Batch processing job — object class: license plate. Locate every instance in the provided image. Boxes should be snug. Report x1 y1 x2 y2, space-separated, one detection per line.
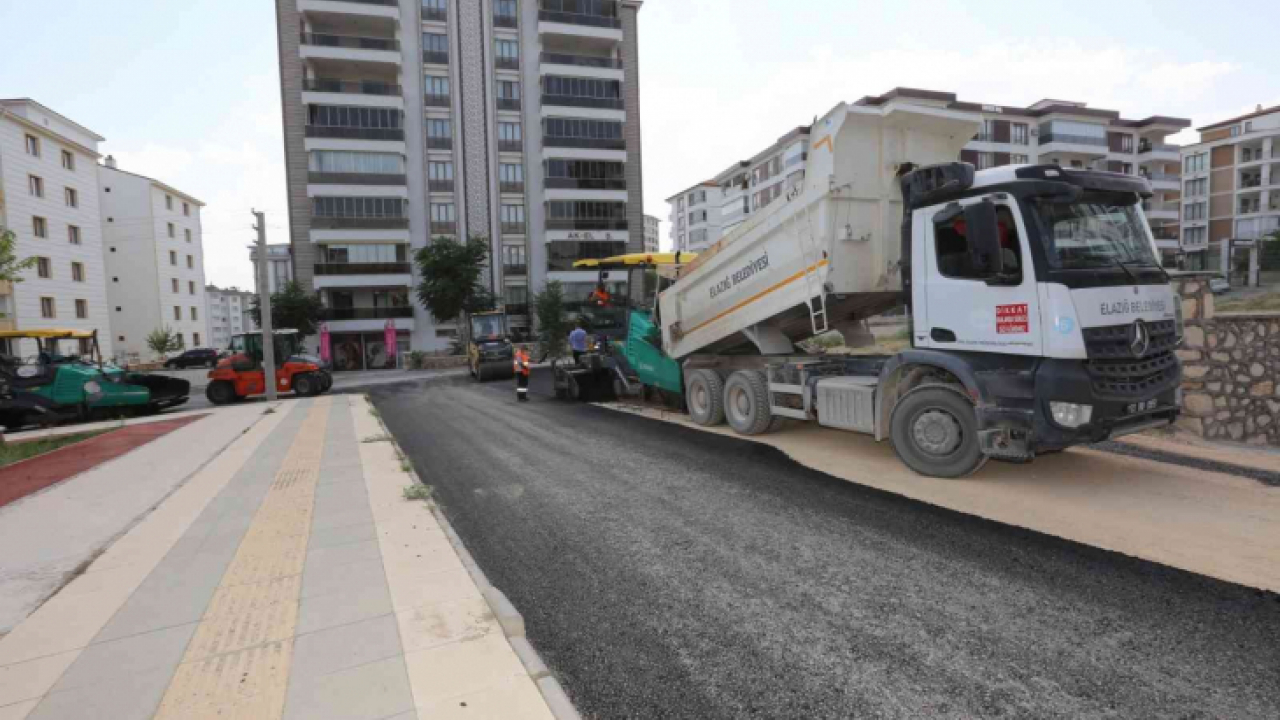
1126 399 1158 415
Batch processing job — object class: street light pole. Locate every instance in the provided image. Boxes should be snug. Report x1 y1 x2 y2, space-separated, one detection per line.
253 210 278 401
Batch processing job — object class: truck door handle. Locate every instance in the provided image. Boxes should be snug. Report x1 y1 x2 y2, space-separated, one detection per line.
931 328 957 343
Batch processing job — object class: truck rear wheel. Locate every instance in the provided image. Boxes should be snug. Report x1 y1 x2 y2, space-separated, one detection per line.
686 370 725 426
889 385 986 478
293 373 318 397
723 370 775 435
206 380 237 406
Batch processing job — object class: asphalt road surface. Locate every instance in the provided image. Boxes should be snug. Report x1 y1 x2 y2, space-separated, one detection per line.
371 374 1280 720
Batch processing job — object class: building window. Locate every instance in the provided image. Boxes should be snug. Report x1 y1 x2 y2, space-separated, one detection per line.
68 225 81 244
1184 178 1207 197
977 152 995 169
61 150 74 170
1185 201 1207 221
423 0 447 19
311 196 408 219
427 118 452 147
499 163 524 191
170 250 177 265
193 332 201 346
543 117 623 144
75 299 88 319
1183 226 1207 246
423 32 448 63
37 257 51 278
425 75 450 106
308 105 403 131
172 278 180 293
65 187 77 207
430 203 457 224
168 222 175 238
25 135 40 157
183 202 190 216
187 255 193 269
494 0 518 23
310 150 405 175
1120 135 1134 153
1011 123 1028 146
71 262 84 282
174 306 182 321
498 121 522 150
495 40 519 69
497 80 520 109
1230 126 1241 137
165 195 173 210
33 217 47 238
191 307 198 321
41 297 55 318
29 175 44 197
501 204 526 233
428 160 454 184
543 76 621 103
1185 153 1207 173
185 229 192 243
1011 154 1029 165
189 281 196 295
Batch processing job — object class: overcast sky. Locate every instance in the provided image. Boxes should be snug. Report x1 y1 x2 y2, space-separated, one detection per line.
3 0 1276 286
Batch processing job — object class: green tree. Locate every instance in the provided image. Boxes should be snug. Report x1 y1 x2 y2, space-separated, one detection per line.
146 327 181 358
534 280 571 361
0 229 38 316
414 235 494 323
249 281 324 336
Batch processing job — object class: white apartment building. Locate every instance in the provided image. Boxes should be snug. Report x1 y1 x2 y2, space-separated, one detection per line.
642 213 658 253
99 159 209 360
1180 104 1280 271
249 243 294 293
206 285 257 350
0 99 113 358
274 0 645 364
666 181 722 253
670 88 1187 262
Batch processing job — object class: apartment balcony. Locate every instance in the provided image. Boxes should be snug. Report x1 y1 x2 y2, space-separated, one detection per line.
320 306 414 321
305 126 405 141
299 33 401 65
423 51 448 65
430 221 457 235
315 262 412 275
500 181 525 194
311 216 410 230
304 78 401 96
538 6 623 43
1240 176 1263 190
427 136 453 150
498 140 523 153
546 218 628 231
422 5 447 22
538 8 621 29
298 0 399 19
497 98 522 111
424 94 451 108
541 94 623 110
1140 202 1179 221
494 12 518 28
545 177 626 191
496 57 520 70
503 264 527 277
540 52 621 69
1038 133 1108 159
539 52 623 80
1239 147 1277 165
309 171 407 186
1138 171 1180 192
1137 142 1180 163
543 136 625 151
501 223 527 235
429 179 454 192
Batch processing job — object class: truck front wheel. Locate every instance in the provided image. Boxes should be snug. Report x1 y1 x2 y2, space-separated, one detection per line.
686 370 725 426
889 386 987 478
206 380 238 406
723 370 775 435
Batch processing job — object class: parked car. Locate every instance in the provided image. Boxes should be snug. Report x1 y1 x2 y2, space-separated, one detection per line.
164 348 221 369
1209 277 1231 295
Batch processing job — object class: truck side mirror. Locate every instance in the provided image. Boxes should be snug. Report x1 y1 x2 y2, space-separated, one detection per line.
964 199 1004 276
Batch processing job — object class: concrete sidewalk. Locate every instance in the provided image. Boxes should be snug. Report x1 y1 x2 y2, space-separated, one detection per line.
0 395 564 720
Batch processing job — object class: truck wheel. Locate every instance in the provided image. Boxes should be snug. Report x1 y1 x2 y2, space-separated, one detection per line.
206 380 237 406
686 369 725 426
293 373 318 397
723 370 774 435
321 372 333 392
889 386 987 478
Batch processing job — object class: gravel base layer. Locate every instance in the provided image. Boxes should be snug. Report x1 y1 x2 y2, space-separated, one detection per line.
1092 439 1280 487
372 376 1280 720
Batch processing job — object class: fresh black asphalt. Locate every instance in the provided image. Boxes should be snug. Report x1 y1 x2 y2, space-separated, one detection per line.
372 374 1279 719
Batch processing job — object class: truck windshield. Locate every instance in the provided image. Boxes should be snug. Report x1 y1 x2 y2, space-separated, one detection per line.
1033 192 1158 269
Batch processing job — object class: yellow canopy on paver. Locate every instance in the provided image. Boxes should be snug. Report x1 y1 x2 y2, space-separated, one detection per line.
0 329 96 340
573 252 697 269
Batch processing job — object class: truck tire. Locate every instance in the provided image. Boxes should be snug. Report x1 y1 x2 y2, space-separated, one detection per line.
686 369 725 426
723 370 775 435
206 380 237 406
293 373 318 397
889 385 987 478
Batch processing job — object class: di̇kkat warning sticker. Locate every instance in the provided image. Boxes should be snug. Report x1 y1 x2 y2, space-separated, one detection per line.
997 304 1029 334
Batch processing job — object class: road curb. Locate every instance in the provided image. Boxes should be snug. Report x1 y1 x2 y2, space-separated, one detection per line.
362 393 581 720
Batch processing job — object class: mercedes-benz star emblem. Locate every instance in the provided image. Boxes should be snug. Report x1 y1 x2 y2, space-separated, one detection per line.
1129 319 1151 358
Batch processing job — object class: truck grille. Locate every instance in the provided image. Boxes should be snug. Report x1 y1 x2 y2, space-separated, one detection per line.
1082 321 1179 397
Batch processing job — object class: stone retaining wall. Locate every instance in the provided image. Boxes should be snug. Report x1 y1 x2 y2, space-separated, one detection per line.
1172 275 1280 444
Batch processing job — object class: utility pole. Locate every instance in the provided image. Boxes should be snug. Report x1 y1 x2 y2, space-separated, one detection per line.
253 210 278 400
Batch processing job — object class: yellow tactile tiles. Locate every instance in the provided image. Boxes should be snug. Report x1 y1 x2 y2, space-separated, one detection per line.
152 398 330 720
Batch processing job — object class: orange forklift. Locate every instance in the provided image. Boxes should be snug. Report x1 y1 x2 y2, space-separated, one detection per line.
205 329 332 405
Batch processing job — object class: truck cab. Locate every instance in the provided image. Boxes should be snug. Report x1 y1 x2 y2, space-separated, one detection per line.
900 162 1182 459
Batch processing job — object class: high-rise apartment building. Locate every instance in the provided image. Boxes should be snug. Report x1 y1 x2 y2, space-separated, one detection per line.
642 213 658 253
1179 104 1280 271
669 88 1187 262
275 0 645 358
206 285 257 350
249 243 294 294
0 99 113 358
99 159 209 360
666 181 722 253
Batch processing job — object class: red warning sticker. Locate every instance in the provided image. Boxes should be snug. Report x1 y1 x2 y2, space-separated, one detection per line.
997 304 1029 334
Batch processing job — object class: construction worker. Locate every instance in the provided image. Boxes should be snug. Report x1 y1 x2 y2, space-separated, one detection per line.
513 345 531 401
589 280 612 307
569 319 588 366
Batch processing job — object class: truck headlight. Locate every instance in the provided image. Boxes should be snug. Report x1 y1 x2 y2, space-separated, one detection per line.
1173 294 1185 343
1050 402 1093 428
83 380 103 402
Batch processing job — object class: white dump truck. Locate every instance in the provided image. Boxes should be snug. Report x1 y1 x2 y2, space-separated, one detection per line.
650 101 1182 477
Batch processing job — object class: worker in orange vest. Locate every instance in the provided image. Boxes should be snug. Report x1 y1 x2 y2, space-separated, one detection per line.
513 346 531 401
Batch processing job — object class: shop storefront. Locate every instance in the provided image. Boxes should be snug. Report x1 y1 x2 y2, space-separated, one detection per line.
327 330 410 371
